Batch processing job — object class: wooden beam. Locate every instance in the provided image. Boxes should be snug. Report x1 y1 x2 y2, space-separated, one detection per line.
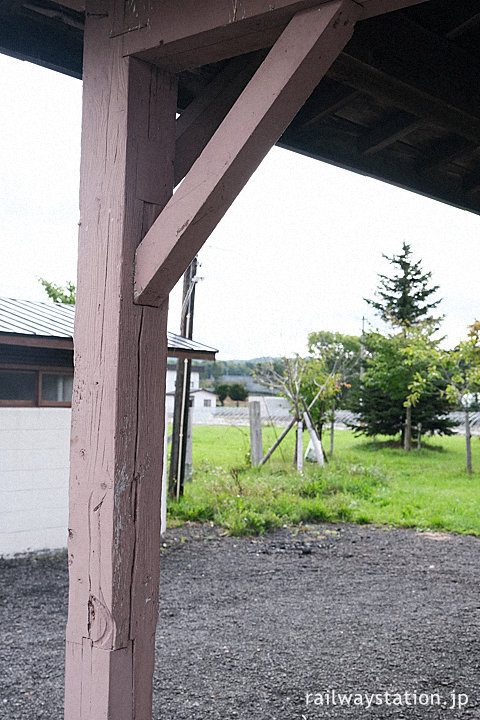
122 0 433 71
328 53 480 146
175 52 264 186
279 126 480 214
360 0 434 19
296 85 360 129
446 12 480 39
167 349 216 361
0 334 73 350
347 14 480 117
358 111 423 155
134 0 360 306
0 332 213 357
416 135 475 175
64 1 177 717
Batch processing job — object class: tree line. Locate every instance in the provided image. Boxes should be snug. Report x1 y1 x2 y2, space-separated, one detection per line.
256 242 480 472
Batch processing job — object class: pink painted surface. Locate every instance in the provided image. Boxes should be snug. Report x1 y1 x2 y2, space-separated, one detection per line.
174 53 264 186
121 0 433 69
64 0 176 716
134 0 360 306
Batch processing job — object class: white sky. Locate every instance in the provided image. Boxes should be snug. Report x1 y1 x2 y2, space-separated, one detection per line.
1 54 479 359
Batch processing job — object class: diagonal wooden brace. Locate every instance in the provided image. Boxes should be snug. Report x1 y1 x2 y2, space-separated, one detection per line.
175 52 265 186
134 0 361 307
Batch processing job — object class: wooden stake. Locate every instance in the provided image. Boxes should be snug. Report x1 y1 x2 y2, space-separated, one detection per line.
417 422 422 452
465 408 472 474
249 401 263 466
330 402 335 456
296 420 304 473
259 418 296 466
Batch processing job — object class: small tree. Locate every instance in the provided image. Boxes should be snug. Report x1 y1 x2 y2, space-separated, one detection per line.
444 321 480 473
214 383 230 406
39 278 76 304
401 323 446 451
229 383 248 406
299 356 341 442
255 356 339 467
352 324 454 448
307 331 362 454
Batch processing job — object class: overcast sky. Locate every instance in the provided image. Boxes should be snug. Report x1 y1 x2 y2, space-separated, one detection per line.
1 54 479 359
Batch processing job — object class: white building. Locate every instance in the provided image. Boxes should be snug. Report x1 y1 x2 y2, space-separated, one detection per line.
0 297 217 556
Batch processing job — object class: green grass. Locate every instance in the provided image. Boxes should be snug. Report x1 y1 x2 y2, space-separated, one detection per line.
168 426 480 537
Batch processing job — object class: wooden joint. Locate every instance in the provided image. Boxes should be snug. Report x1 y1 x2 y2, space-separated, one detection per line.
134 0 360 306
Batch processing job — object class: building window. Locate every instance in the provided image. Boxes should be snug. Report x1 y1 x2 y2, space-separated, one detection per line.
203 399 212 407
0 370 37 405
41 374 74 404
0 368 73 407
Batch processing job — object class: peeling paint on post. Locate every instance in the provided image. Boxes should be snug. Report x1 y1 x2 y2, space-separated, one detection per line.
64 1 177 716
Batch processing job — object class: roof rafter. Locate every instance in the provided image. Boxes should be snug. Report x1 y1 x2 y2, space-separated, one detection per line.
328 53 480 146
358 111 423 155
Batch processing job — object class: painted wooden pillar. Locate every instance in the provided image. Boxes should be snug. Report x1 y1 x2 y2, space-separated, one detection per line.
64 1 177 718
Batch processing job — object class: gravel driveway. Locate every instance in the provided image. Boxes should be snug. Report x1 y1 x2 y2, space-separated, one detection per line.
1 523 479 719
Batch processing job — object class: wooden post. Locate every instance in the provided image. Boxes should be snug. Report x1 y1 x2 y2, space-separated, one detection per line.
465 407 472 474
249 400 263 466
417 422 422 451
161 424 170 536
64 3 177 718
185 411 194 482
169 258 197 499
404 404 412 451
330 401 335 456
296 420 304 473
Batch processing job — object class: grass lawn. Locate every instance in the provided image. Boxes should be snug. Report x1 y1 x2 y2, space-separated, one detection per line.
168 426 480 536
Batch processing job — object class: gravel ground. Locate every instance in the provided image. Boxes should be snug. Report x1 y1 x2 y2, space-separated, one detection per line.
1 522 480 719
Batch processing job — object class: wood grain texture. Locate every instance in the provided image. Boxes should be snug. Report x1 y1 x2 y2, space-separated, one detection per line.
121 0 433 69
174 53 264 186
249 401 263 467
134 0 359 307
64 0 176 716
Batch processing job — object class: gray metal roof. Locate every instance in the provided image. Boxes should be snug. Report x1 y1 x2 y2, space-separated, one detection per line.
0 297 75 338
0 298 217 357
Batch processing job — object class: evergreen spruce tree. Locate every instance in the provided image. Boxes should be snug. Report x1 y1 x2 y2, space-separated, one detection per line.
351 243 455 443
365 241 442 326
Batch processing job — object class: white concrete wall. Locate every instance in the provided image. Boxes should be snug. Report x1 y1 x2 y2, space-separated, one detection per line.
0 407 71 556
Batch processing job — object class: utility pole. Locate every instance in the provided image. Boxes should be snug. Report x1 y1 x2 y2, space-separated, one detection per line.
360 315 366 378
169 257 198 499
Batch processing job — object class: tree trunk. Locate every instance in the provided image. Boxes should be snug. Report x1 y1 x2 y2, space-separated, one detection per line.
465 407 472 474
404 404 412 452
